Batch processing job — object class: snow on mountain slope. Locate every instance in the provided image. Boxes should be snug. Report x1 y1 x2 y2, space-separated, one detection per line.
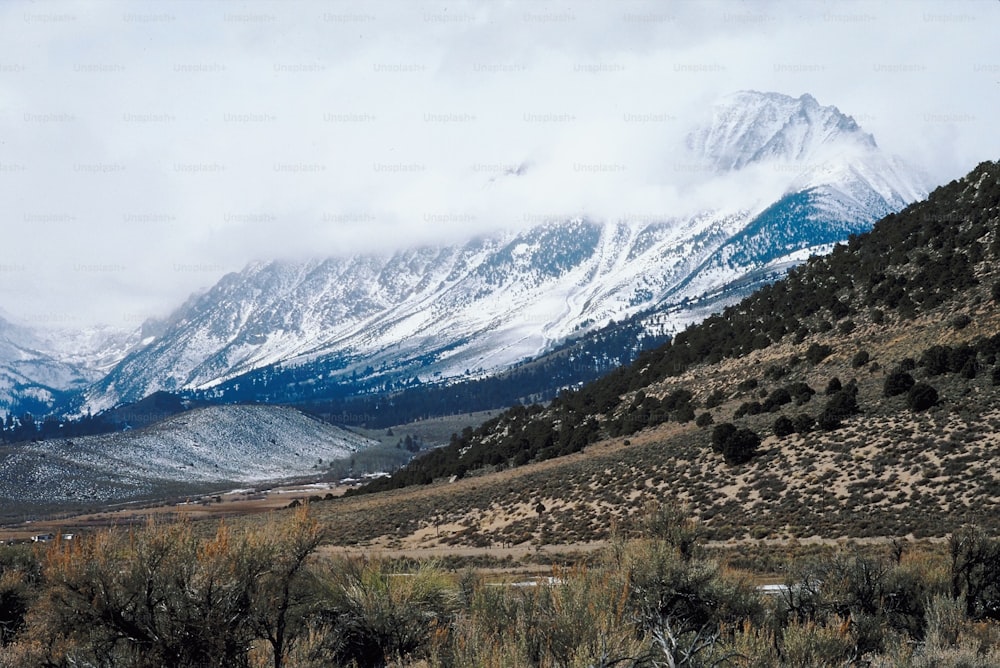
664 92 926 310
82 91 928 413
34 325 144 376
0 405 373 505
687 91 876 171
0 316 140 418
0 316 92 418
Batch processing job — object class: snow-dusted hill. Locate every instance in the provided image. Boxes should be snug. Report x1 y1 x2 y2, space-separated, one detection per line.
78 91 928 413
0 405 372 505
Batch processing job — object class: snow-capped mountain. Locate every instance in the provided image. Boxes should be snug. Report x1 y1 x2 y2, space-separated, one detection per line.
687 91 877 171
0 316 139 418
82 91 928 413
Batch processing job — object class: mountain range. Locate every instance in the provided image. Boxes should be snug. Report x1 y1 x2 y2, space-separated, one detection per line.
0 91 928 421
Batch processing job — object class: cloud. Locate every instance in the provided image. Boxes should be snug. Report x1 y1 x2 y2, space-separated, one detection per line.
0 0 997 327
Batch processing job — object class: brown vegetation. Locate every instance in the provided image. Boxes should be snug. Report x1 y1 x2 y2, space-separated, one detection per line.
4 505 1000 666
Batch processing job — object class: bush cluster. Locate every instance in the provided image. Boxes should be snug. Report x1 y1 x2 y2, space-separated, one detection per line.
711 423 761 465
7 509 1000 666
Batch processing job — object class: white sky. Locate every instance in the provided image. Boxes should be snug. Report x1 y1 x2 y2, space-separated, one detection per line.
0 0 998 329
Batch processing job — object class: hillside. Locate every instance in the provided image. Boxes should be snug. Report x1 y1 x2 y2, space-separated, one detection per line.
0 405 375 519
332 160 1000 547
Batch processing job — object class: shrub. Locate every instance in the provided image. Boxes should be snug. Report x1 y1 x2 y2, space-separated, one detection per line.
825 377 842 395
774 416 795 438
993 280 1000 302
787 382 816 405
851 350 871 368
734 401 763 419
907 383 939 412
310 557 455 667
818 389 859 431
674 404 696 423
792 414 815 434
704 389 726 409
817 409 842 432
0 546 37 647
884 370 916 397
950 313 972 330
807 343 833 365
898 357 917 372
736 378 758 392
30 508 325 668
780 618 855 666
711 423 738 454
695 412 713 428
762 388 792 412
764 364 790 381
712 424 761 465
838 320 856 335
948 345 977 374
920 345 952 376
993 366 1000 387
946 527 1000 622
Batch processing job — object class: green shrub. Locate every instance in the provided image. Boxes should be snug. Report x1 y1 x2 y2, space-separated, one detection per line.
762 388 792 412
734 401 763 419
818 387 859 431
674 404 696 423
704 389 726 409
950 313 972 330
0 546 38 647
792 414 815 434
30 509 325 668
695 412 713 428
884 370 916 397
920 345 952 376
787 382 815 405
310 557 455 667
907 383 939 412
712 423 761 465
774 416 795 438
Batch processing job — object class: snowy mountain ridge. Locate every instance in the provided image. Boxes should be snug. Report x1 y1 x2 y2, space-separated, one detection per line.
73 91 928 414
0 315 139 418
688 91 876 172
0 91 929 418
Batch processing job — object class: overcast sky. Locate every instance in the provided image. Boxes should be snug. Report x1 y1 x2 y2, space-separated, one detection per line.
1 0 997 329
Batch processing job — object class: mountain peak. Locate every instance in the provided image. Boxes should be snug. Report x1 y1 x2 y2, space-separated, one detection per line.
686 90 877 172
